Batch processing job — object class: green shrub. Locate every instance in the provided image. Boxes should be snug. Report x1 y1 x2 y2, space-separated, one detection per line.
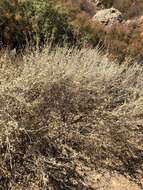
31 1 76 46
0 0 76 49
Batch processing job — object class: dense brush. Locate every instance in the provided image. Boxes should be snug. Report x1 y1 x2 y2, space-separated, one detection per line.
0 47 143 189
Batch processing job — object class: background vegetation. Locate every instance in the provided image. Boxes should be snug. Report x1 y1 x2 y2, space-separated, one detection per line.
0 0 143 61
0 0 76 49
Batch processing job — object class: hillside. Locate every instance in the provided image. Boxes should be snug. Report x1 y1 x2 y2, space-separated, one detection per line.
1 0 143 61
0 1 143 189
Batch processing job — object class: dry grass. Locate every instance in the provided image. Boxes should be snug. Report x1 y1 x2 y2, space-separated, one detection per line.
0 46 143 189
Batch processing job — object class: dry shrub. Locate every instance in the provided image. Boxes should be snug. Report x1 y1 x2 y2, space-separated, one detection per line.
102 22 143 62
113 0 143 19
101 0 143 19
0 46 143 189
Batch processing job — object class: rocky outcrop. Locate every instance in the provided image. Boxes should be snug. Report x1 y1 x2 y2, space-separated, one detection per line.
92 7 123 25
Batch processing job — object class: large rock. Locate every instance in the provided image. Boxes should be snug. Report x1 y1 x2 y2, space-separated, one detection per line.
92 8 123 25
